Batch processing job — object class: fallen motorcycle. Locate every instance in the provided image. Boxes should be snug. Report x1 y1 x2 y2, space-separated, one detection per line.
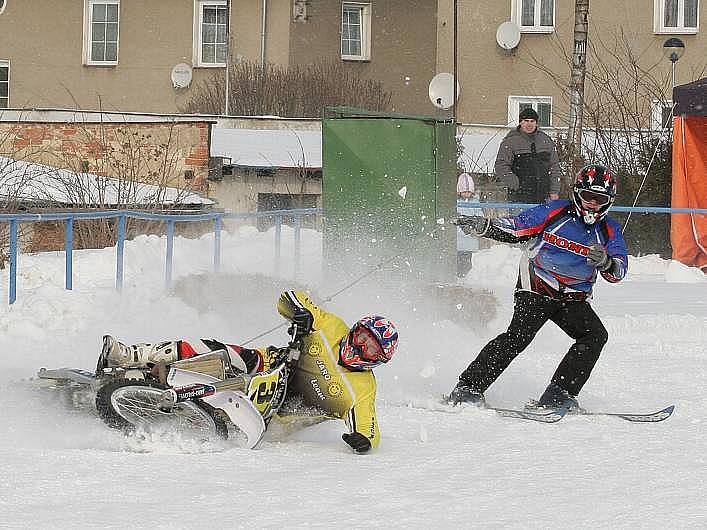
36 342 300 449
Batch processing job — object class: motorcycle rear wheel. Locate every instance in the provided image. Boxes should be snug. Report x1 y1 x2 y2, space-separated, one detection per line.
95 379 228 440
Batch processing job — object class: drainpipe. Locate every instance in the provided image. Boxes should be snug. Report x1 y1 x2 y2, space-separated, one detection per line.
260 0 267 65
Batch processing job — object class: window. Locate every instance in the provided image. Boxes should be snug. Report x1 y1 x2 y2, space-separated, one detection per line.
512 0 554 33
341 3 371 61
194 0 228 67
652 99 674 130
508 96 553 127
0 60 8 108
0 1 6 15
654 0 699 33
83 1 119 65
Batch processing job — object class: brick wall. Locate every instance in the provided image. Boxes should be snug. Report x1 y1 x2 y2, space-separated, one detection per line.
0 121 211 193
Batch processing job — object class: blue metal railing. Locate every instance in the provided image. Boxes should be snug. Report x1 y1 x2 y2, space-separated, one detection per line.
3 204 705 305
1 208 319 305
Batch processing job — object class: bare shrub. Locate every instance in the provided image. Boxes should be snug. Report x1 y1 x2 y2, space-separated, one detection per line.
181 60 392 117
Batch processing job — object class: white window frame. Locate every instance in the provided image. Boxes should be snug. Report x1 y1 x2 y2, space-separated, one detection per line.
511 0 555 34
341 2 372 61
654 0 699 34
508 95 553 127
0 60 9 108
651 99 674 130
82 0 120 66
193 0 228 68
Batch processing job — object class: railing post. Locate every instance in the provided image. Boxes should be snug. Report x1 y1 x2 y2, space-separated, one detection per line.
9 219 17 305
294 215 302 279
116 214 126 291
165 220 175 289
214 216 222 273
65 217 73 290
274 215 282 277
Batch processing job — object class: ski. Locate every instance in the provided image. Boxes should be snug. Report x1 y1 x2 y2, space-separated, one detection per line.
490 406 568 423
575 405 675 423
437 395 568 423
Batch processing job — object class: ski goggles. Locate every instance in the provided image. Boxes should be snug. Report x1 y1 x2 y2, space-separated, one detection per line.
578 189 611 206
350 324 384 362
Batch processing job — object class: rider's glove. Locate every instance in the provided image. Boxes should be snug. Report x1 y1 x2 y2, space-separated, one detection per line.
288 307 314 340
342 432 372 454
587 244 612 271
452 215 489 235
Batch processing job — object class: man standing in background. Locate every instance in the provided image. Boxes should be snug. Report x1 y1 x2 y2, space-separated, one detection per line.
495 108 562 204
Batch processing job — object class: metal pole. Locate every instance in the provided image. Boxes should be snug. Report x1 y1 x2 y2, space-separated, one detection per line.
9 219 17 305
452 0 458 123
65 217 73 290
224 0 230 115
116 215 126 291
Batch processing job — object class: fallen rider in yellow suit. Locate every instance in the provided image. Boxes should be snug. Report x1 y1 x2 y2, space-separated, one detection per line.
101 290 399 453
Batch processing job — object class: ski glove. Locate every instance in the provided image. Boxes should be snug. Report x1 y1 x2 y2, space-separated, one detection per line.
587 244 612 271
342 432 372 454
452 215 489 235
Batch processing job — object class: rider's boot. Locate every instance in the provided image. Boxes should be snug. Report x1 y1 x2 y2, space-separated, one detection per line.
534 382 579 411
101 335 179 369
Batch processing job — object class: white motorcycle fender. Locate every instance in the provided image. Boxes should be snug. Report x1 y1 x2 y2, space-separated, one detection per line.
203 390 266 449
167 368 266 449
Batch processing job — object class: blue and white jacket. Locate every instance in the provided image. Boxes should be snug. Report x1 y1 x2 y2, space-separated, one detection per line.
479 200 628 300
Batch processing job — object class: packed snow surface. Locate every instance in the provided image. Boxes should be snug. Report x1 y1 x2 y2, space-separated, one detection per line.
1 226 705 528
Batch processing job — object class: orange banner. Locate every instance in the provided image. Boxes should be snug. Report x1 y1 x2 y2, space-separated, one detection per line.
671 116 707 271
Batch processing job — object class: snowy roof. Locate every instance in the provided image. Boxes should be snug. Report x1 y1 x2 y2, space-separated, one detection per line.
0 157 213 206
211 128 322 169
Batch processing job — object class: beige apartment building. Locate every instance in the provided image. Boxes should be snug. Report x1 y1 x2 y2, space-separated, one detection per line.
0 1 705 128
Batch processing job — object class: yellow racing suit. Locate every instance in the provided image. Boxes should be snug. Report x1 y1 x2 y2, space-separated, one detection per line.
263 290 381 449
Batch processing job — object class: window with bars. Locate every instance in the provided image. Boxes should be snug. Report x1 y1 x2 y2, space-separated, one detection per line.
84 0 119 65
341 3 371 60
0 60 9 108
195 0 228 66
654 0 699 33
513 0 554 33
509 96 553 127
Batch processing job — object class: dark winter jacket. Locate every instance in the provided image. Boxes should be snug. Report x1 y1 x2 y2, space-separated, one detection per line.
494 127 562 202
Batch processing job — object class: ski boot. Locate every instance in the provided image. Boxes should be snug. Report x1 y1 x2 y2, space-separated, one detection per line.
528 382 579 412
447 383 486 406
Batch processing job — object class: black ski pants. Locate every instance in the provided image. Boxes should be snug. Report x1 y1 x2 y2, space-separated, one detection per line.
459 290 608 396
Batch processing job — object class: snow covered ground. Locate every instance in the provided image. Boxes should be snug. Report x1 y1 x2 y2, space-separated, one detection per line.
1 225 705 528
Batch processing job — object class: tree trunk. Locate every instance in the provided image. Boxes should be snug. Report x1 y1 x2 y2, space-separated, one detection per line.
568 0 590 184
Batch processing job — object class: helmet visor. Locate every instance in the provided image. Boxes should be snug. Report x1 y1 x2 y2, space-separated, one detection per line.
578 189 611 206
351 324 384 362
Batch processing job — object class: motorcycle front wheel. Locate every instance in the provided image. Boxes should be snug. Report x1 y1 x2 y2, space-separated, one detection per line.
95 379 228 440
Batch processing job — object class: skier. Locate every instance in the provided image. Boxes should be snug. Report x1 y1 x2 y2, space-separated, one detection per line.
448 164 628 410
99 290 399 454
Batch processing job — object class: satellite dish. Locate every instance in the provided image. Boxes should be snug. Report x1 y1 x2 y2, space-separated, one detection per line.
496 21 521 50
429 73 460 110
171 63 193 89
